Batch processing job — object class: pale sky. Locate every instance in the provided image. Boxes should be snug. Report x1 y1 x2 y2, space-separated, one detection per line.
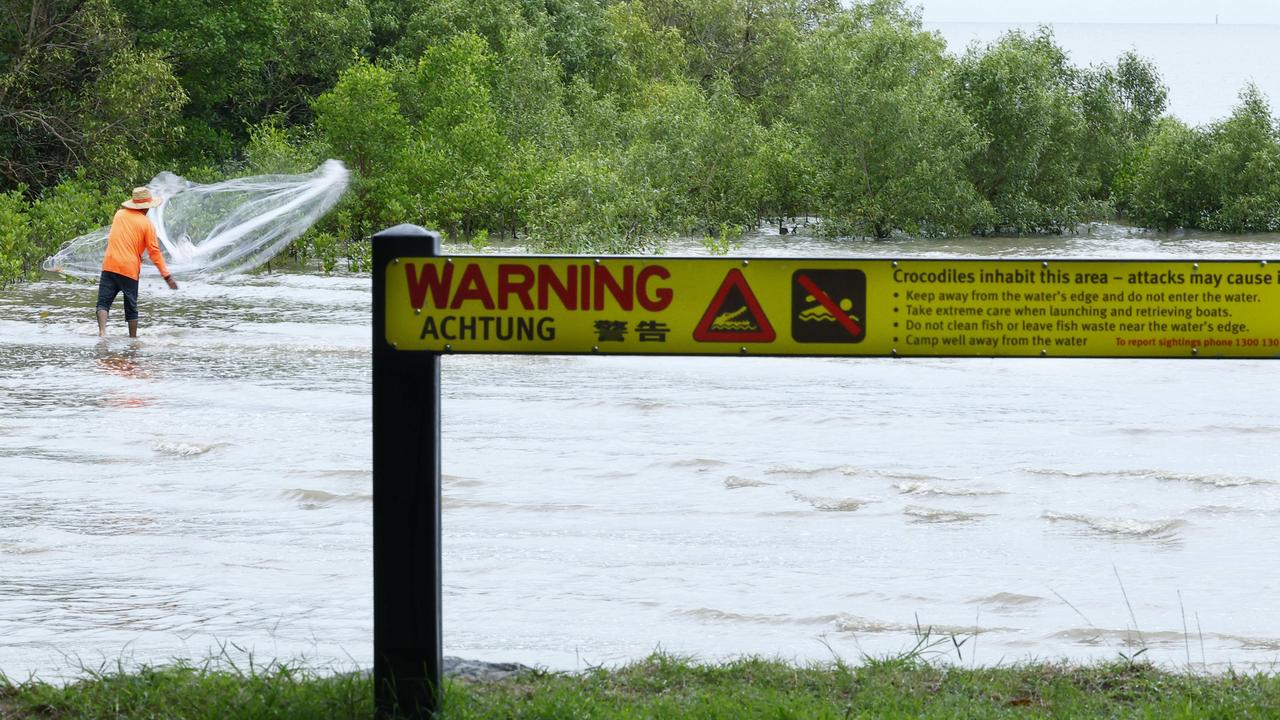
919 0 1280 25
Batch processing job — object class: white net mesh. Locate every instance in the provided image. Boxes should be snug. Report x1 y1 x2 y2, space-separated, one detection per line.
43 160 350 279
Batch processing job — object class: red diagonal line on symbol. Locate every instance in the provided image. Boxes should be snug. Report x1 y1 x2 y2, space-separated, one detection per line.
796 273 863 337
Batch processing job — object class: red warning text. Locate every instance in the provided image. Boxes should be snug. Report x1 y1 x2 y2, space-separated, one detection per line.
405 262 674 312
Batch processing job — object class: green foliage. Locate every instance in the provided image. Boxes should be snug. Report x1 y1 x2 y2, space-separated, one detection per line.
1071 52 1168 202
525 152 667 254
399 33 509 239
643 0 838 122
1113 51 1169 138
489 24 571 148
7 0 1280 286
0 0 187 191
1115 118 1212 230
0 170 117 286
313 58 412 244
266 0 374 121
753 120 815 226
794 9 987 238
314 60 410 180
394 0 614 86
26 171 118 261
114 0 282 138
243 118 323 176
620 78 763 234
1117 86 1280 232
593 2 687 102
950 28 1096 233
1201 85 1280 232
0 190 32 284
701 222 743 255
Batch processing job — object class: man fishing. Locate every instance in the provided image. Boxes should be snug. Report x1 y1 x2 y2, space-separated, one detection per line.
96 186 179 337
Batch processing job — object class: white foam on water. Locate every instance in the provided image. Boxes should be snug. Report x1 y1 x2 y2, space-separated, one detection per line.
723 476 770 489
1041 511 1187 538
151 441 223 457
895 481 1004 497
903 505 992 524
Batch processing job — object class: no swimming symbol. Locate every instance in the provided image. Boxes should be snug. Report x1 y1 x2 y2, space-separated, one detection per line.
791 269 866 343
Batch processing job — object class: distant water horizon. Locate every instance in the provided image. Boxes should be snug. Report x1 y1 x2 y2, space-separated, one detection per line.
926 21 1280 127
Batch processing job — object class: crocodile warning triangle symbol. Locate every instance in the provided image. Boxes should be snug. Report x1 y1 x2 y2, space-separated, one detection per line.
693 269 776 343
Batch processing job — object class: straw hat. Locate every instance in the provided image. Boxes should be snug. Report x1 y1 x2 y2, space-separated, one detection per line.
121 186 162 209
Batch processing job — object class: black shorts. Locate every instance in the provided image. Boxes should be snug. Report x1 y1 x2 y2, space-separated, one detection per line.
96 271 140 321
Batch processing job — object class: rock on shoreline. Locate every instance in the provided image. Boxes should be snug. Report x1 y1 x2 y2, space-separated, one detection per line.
354 657 533 684
443 656 534 682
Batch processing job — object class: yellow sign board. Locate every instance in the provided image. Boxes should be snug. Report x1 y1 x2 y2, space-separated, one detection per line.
384 257 1280 358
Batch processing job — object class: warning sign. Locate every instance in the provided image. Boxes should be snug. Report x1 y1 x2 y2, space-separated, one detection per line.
692 269 775 342
382 256 1280 358
792 269 865 343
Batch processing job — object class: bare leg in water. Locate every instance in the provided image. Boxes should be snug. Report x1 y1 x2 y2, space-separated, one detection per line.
96 310 139 337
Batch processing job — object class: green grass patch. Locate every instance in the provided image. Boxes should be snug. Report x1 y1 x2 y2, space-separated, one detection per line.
0 659 370 720
4 654 1280 719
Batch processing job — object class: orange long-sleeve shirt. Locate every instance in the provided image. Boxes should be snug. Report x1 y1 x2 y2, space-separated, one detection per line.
102 208 171 280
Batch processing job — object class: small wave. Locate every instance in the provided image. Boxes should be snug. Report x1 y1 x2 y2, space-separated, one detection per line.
1202 424 1280 435
584 398 668 411
1051 627 1189 647
1041 511 1186 538
674 608 793 625
1219 633 1280 651
895 481 1004 497
1148 471 1271 488
832 614 1014 636
0 543 50 555
1024 468 1097 479
968 592 1045 608
812 499 864 512
152 440 224 457
724 476 769 489
621 399 666 411
307 468 372 480
790 492 864 512
904 505 990 524
831 614 913 634
767 465 848 477
443 498 595 513
285 489 372 508
1190 504 1251 515
1025 467 1271 488
1055 628 1280 653
676 608 870 628
668 458 727 469
878 471 957 482
1117 424 1280 436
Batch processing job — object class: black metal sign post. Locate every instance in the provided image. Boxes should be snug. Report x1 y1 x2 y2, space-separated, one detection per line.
372 224 443 718
370 228 1280 716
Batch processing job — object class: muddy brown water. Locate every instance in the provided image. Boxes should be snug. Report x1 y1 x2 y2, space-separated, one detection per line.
3 225 1280 677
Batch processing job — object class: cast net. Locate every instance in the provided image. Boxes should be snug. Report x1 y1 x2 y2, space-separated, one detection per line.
43 160 350 279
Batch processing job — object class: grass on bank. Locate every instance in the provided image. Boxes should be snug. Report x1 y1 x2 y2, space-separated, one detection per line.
4 653 1280 719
